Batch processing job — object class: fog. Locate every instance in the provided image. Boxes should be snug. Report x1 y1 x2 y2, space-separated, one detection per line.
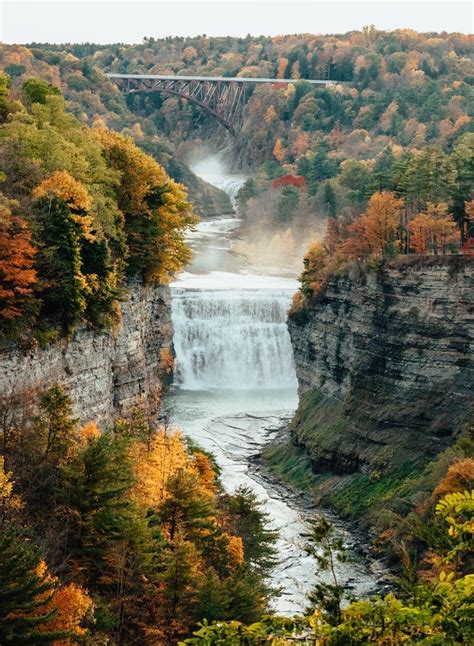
187 149 326 277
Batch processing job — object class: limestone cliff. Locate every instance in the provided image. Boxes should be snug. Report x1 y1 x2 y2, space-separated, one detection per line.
0 283 172 424
287 258 474 477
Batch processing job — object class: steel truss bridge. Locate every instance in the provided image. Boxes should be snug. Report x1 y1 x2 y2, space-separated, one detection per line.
107 73 334 134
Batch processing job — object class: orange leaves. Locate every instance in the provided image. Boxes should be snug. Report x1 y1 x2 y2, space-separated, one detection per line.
276 57 288 79
193 452 217 495
0 196 37 322
39 583 93 644
273 137 285 162
358 191 404 256
159 347 175 375
432 458 474 500
409 202 460 254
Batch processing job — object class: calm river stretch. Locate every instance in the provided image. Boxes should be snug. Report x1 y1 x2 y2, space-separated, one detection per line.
165 153 379 614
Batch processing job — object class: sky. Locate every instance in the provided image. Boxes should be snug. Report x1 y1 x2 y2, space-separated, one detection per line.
0 0 472 44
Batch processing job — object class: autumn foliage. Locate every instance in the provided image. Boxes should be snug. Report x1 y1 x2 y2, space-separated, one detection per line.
0 196 37 325
0 77 196 338
0 385 277 644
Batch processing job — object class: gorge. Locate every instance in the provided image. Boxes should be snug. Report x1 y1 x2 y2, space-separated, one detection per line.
0 26 472 643
165 155 383 613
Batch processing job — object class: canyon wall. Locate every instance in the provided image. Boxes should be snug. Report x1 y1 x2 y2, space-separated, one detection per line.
288 258 473 476
0 283 172 424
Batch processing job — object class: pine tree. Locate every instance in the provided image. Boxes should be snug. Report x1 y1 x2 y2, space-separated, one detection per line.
159 468 215 543
32 196 87 331
0 529 65 645
221 485 278 574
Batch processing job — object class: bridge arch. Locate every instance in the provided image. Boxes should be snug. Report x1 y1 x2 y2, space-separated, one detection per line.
107 74 334 135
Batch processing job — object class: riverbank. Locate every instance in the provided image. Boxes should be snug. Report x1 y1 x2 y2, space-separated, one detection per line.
249 424 392 595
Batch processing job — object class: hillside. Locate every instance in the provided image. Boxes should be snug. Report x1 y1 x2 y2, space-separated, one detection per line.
0 44 232 217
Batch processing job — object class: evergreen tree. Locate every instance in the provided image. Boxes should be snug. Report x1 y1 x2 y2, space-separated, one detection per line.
449 133 474 241
62 431 136 576
222 485 278 574
277 186 300 224
370 145 396 192
322 181 337 217
34 384 77 463
0 529 65 645
33 196 87 332
159 468 215 543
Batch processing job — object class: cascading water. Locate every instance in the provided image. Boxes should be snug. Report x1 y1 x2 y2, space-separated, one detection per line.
172 288 298 390
172 150 298 392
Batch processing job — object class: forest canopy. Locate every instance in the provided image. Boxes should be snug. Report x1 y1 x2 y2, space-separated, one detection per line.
0 73 196 341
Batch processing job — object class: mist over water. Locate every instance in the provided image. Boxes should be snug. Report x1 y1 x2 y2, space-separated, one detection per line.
190 150 246 207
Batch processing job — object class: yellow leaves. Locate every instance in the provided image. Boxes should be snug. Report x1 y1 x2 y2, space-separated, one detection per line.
78 421 101 444
33 170 92 213
131 429 190 509
226 534 244 566
264 105 277 125
39 582 93 644
273 137 285 162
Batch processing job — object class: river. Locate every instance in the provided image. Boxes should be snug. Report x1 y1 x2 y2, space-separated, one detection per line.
165 153 380 615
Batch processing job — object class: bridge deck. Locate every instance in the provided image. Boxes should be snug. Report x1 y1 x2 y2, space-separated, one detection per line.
106 73 333 85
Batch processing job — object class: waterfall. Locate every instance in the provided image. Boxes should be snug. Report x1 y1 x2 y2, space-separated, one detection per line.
172 287 297 390
171 151 298 391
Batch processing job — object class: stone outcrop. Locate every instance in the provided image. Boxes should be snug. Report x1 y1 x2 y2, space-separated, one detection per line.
288 258 474 475
0 283 172 424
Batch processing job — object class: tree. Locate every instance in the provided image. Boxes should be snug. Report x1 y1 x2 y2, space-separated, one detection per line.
158 535 200 641
322 181 337 217
33 384 77 463
305 515 348 625
0 195 37 331
221 485 277 574
159 468 215 544
354 191 403 257
32 196 87 331
0 72 15 123
409 202 459 255
300 242 329 296
277 185 299 224
97 128 196 283
0 530 64 645
272 137 285 162
22 78 61 106
449 133 474 241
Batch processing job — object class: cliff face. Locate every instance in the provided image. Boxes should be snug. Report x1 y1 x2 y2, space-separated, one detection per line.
0 283 172 424
288 258 474 476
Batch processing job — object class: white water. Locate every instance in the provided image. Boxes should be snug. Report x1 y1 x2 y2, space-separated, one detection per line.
167 152 380 614
172 289 298 390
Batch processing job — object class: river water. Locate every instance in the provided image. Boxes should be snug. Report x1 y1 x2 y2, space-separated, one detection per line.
165 154 379 614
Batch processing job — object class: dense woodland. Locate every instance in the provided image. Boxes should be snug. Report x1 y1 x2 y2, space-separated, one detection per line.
0 28 473 645
0 74 196 342
0 385 278 644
